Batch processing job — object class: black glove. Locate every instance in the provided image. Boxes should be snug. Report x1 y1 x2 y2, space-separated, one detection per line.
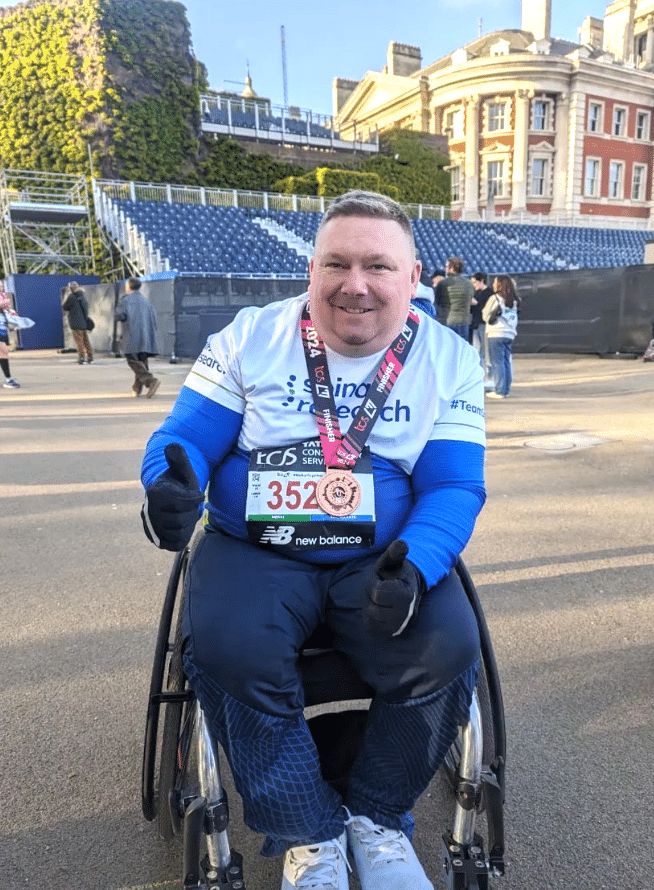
141 443 204 551
363 539 426 637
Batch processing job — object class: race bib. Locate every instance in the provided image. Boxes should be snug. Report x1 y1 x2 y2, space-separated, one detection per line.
245 438 375 551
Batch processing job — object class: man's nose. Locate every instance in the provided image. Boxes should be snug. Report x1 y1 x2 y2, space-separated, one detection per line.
340 265 368 295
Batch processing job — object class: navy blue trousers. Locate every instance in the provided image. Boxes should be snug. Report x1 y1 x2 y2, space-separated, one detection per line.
182 529 479 855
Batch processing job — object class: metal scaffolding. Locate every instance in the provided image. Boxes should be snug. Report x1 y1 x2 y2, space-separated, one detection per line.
0 168 95 275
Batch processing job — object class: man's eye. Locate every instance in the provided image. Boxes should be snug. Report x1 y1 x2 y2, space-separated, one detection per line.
370 264 388 271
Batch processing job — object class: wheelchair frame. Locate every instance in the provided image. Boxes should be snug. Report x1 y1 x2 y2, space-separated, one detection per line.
142 547 506 890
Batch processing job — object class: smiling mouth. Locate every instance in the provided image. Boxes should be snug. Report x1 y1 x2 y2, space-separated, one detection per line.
337 306 372 314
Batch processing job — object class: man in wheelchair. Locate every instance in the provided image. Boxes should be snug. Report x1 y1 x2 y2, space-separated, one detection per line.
140 191 486 890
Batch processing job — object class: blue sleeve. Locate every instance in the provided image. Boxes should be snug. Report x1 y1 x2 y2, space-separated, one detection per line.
400 439 486 590
141 387 243 491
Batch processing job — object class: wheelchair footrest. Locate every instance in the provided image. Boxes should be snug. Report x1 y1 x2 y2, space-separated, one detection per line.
441 831 493 890
201 851 245 889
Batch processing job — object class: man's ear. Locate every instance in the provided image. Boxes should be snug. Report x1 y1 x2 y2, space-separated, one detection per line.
410 261 421 295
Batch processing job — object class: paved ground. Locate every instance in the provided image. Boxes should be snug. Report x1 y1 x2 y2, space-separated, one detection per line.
1 349 653 890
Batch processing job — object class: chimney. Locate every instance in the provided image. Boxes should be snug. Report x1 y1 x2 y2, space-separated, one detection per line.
522 0 551 41
386 42 422 76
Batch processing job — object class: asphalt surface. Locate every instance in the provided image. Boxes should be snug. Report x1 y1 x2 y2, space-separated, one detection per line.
1 349 653 890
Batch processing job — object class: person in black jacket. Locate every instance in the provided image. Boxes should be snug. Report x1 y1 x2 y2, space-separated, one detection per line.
62 282 94 364
471 272 493 379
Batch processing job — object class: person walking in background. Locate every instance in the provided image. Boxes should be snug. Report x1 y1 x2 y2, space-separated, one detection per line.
436 257 474 341
62 282 94 364
431 268 447 323
483 275 519 399
114 277 161 398
0 291 20 388
470 272 494 382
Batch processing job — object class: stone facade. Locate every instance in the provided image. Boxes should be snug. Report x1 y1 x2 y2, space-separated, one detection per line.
333 0 654 226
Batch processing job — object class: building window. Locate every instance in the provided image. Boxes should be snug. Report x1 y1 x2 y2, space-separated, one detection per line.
450 166 461 202
487 102 506 131
585 158 600 197
530 158 548 196
588 102 603 133
487 161 504 197
632 164 647 200
444 108 463 140
532 100 550 131
609 161 624 198
636 111 650 141
612 107 627 137
635 33 647 64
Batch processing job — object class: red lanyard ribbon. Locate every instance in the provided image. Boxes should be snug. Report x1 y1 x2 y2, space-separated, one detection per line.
300 301 420 470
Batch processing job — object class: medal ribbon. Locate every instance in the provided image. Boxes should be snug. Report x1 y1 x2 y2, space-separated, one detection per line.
300 301 420 469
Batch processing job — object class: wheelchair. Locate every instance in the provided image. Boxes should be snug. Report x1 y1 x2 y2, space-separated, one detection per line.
141 545 506 890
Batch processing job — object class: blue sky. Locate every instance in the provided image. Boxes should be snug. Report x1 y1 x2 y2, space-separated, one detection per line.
0 0 609 114
183 0 609 113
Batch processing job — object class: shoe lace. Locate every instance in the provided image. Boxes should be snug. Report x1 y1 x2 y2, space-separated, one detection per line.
288 837 350 889
344 813 407 867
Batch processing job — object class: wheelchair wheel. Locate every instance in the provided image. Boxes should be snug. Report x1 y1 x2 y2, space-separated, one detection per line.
141 546 194 841
142 547 189 821
157 565 192 842
443 559 506 798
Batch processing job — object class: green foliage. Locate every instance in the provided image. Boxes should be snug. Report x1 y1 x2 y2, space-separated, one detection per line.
101 0 201 180
260 131 448 205
0 0 103 173
272 170 318 195
315 168 380 196
360 129 451 205
0 0 202 181
198 137 305 191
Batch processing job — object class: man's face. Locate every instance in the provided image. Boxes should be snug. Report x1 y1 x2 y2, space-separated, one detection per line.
432 275 444 288
472 279 485 291
308 215 420 357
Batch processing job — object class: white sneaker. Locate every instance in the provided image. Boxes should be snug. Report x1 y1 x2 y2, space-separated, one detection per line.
486 391 506 399
345 814 433 890
281 831 350 889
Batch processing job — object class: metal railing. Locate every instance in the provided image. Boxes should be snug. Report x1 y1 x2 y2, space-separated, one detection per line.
199 94 379 154
93 178 453 219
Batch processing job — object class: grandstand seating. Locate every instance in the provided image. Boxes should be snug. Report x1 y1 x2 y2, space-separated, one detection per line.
110 197 650 277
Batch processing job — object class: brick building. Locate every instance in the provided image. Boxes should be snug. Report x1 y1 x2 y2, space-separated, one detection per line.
333 0 654 227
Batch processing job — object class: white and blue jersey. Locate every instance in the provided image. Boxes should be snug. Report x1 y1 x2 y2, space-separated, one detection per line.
142 293 486 588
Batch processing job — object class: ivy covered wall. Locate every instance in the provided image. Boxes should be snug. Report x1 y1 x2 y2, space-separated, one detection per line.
0 0 202 181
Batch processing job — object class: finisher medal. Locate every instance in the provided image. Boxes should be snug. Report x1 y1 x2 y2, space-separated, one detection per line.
301 301 420 519
316 469 362 517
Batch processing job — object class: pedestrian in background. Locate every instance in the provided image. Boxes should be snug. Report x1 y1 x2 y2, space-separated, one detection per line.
114 277 161 398
471 272 494 382
483 275 519 399
62 282 94 364
0 291 20 388
431 268 447 323
436 257 474 340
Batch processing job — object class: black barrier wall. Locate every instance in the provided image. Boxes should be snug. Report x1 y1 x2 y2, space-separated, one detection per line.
173 275 309 358
512 265 653 354
11 266 654 358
